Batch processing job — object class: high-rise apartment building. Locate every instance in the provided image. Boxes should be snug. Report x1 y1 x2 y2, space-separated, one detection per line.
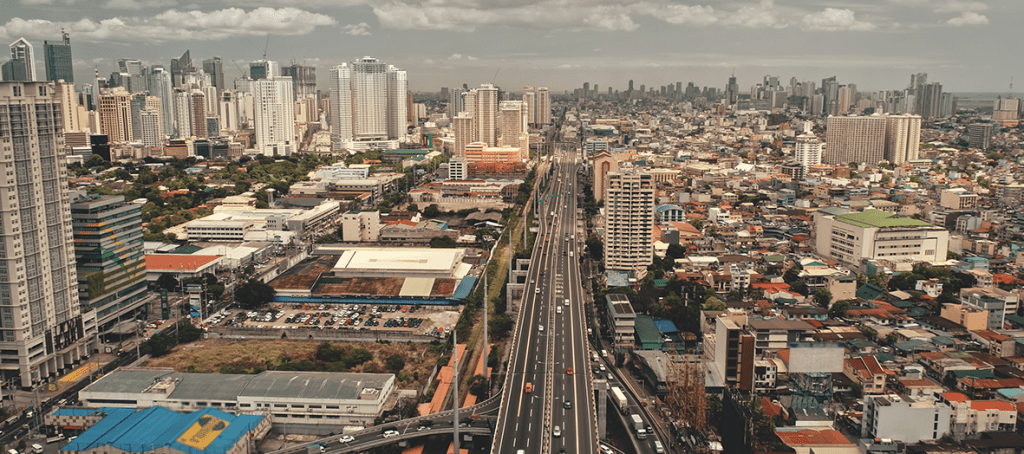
603 170 656 274
129 93 147 141
43 31 73 83
447 87 464 122
98 88 133 143
884 114 921 165
473 83 499 146
452 112 474 158
173 90 193 138
70 193 148 336
521 88 536 125
522 86 550 125
329 57 407 151
968 123 995 150
139 107 163 149
54 81 81 133
824 115 887 165
725 76 739 105
201 57 224 92
219 90 241 132
499 100 528 159
251 76 296 156
0 82 91 387
189 91 207 138
794 134 822 170
3 38 37 82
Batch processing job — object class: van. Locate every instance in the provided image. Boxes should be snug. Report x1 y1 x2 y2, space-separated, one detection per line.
654 440 664 453
31 445 43 454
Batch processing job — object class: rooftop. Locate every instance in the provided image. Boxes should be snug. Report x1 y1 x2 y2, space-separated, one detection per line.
834 209 932 229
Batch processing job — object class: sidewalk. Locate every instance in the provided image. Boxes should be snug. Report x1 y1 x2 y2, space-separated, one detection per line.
9 351 121 412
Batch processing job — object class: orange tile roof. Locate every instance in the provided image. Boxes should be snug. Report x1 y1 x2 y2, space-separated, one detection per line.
777 349 790 365
144 254 220 271
971 401 1015 412
942 392 969 403
775 429 853 446
761 397 783 418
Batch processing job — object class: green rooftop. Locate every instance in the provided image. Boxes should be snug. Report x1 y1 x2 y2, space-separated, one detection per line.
835 210 932 229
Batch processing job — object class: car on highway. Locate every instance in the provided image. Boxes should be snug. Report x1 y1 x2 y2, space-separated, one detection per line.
553 425 561 437
564 400 572 409
566 367 573 375
417 425 430 431
339 435 354 443
382 430 399 438
564 299 569 306
524 382 533 393
539 325 544 332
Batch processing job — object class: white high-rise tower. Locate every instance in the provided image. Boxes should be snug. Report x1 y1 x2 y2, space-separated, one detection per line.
329 57 408 152
251 74 296 156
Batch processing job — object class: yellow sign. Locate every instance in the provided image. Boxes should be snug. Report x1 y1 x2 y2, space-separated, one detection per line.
177 415 230 449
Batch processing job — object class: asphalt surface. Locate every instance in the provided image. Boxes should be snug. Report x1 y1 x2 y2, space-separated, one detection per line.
494 148 596 454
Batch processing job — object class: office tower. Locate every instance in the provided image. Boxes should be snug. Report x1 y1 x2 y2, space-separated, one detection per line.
202 86 217 119
452 112 474 158
250 60 278 80
3 38 37 82
916 82 943 118
70 193 148 336
0 81 89 387
603 170 656 273
98 87 133 142
129 93 147 141
147 67 174 137
838 86 851 114
448 87 464 120
794 134 823 170
170 50 192 88
139 99 162 148
499 100 528 159
473 83 499 146
725 75 739 105
173 90 192 138
824 115 887 165
43 31 73 83
822 77 839 115
189 90 207 138
968 123 995 150
251 76 296 156
628 80 634 93
329 57 407 151
202 57 224 92
282 63 316 100
909 73 927 92
884 114 921 165
54 81 81 132
583 82 590 98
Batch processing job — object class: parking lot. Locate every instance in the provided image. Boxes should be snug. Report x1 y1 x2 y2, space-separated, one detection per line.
201 304 461 339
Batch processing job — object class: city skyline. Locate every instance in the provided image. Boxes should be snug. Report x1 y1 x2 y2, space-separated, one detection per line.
0 0 1020 93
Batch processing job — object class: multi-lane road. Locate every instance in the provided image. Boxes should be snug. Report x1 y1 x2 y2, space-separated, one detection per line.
494 149 596 454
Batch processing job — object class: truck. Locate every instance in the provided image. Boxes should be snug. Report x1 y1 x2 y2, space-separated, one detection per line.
630 414 647 439
610 386 627 412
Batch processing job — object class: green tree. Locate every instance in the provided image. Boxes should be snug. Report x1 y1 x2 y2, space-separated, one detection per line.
488 314 514 338
386 354 406 373
586 235 603 261
423 204 441 217
813 288 833 308
829 300 851 318
468 375 488 397
156 274 179 292
703 296 726 311
690 219 704 231
234 280 276 309
429 236 457 248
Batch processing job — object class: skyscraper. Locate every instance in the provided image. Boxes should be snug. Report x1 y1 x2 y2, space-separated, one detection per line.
499 100 528 159
139 108 163 149
824 115 887 165
173 90 193 138
249 60 278 81
98 87 133 142
43 30 73 83
447 87 464 120
452 112 474 158
603 170 655 274
725 75 739 105
170 50 192 88
0 81 89 387
522 86 550 126
329 57 407 151
884 114 921 165
70 193 148 336
282 63 316 101
147 67 174 137
202 57 225 92
3 38 37 82
521 87 535 125
54 81 81 132
251 76 296 156
474 83 498 146
189 90 207 138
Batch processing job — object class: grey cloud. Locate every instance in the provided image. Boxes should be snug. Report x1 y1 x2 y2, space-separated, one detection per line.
800 8 876 31
343 22 371 35
945 11 988 26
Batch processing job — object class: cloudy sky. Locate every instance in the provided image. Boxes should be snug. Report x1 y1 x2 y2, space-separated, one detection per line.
0 0 1018 94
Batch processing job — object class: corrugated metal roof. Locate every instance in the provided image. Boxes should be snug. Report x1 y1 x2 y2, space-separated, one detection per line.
63 407 263 454
633 315 662 345
238 371 392 400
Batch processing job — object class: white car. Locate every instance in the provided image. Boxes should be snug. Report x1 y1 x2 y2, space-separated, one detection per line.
382 430 399 438
339 436 354 443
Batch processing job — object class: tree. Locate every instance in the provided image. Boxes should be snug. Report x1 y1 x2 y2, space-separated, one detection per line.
690 219 704 231
234 280 276 309
386 354 406 373
422 204 441 217
429 236 457 248
488 314 513 338
829 300 851 318
156 274 179 292
586 235 603 262
703 296 726 311
813 288 833 308
468 375 488 397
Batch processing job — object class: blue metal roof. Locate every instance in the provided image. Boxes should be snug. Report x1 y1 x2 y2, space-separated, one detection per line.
451 276 477 300
652 319 679 335
62 407 263 454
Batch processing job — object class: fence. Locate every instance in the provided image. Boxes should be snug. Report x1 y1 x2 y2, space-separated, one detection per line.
206 326 441 343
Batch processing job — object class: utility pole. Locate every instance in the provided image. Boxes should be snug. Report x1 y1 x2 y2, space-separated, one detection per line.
483 272 488 397
452 330 459 453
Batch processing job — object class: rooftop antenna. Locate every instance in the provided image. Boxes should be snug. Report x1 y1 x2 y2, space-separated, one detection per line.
1010 77 1014 97
262 35 270 60
492 68 500 84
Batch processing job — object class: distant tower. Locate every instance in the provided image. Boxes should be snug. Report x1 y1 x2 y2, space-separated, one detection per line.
202 57 225 92
43 30 73 83
329 56 407 151
3 38 37 81
252 76 296 156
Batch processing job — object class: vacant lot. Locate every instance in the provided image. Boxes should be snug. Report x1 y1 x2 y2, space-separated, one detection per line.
144 338 441 389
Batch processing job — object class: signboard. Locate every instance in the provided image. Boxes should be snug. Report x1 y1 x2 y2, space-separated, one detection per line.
177 415 230 449
185 284 203 293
